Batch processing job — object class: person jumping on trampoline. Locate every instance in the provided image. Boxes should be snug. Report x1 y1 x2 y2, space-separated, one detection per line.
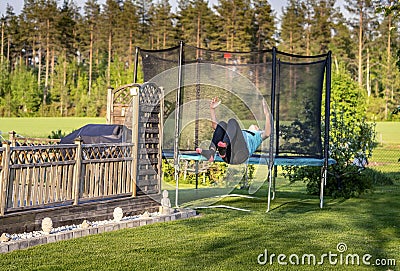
196 97 271 164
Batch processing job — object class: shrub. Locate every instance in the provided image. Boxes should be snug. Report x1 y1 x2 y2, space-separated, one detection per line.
282 66 384 198
162 159 228 187
48 129 65 139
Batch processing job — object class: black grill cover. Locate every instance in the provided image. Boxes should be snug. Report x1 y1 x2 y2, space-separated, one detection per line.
60 124 132 144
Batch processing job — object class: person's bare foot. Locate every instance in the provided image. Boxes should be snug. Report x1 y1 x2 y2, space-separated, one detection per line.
196 148 215 162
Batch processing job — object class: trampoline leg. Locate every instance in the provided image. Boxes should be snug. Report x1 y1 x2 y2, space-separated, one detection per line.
271 165 277 200
320 167 327 208
175 157 181 208
266 168 272 212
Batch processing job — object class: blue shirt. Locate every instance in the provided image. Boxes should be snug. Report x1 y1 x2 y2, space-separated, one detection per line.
242 130 263 156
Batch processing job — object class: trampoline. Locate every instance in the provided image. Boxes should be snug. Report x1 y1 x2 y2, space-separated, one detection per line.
134 42 334 212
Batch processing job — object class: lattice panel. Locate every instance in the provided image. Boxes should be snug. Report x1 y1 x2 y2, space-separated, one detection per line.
139 83 162 106
109 83 140 125
82 144 133 161
113 84 138 104
10 146 76 166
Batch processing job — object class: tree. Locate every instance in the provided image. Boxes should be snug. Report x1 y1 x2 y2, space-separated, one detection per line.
148 0 174 49
329 11 354 72
135 0 152 47
279 0 307 54
83 0 101 96
251 0 276 51
374 0 400 119
215 0 253 51
344 0 377 89
2 5 21 66
120 0 140 66
52 0 80 116
10 64 41 116
0 60 11 116
176 0 217 49
309 0 336 54
102 0 121 85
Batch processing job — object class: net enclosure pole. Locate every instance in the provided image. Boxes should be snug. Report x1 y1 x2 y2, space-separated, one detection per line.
267 47 277 212
174 41 184 208
195 57 201 190
133 47 139 84
321 51 332 208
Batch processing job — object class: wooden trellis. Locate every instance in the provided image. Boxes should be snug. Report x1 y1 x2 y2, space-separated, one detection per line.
107 82 164 196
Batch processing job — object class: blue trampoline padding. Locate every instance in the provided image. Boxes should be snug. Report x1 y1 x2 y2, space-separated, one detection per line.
163 152 336 166
176 153 262 163
274 157 336 166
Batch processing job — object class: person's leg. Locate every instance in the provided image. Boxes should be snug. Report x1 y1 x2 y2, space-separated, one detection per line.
211 121 229 149
219 119 249 164
196 121 227 162
211 119 238 163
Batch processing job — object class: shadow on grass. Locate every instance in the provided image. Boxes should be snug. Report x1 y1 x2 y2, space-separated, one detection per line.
177 178 399 270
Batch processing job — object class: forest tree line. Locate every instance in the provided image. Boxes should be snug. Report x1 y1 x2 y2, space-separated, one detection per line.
0 0 399 120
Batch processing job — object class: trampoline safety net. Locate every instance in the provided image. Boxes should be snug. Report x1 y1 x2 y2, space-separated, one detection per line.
138 43 331 208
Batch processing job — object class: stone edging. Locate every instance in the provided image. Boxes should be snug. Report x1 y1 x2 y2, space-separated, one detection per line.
0 209 197 254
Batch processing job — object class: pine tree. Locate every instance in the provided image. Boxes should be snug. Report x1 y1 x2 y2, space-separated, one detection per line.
279 0 307 54
135 0 152 47
176 0 217 48
148 0 174 49
52 0 80 116
120 0 140 66
176 0 199 46
251 0 276 51
83 0 101 96
1 5 21 66
330 11 354 69
344 0 377 88
215 0 253 51
102 0 121 85
309 0 336 54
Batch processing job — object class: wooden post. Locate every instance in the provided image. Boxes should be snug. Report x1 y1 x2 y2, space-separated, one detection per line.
0 142 10 216
106 86 114 124
9 131 16 147
131 86 140 197
72 137 83 205
158 87 164 194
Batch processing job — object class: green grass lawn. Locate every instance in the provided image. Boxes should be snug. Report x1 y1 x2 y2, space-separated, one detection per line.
0 117 105 139
0 178 398 271
0 119 398 270
375 122 400 145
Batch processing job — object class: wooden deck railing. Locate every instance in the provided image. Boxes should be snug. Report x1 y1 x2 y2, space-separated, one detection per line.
8 131 61 146
0 139 137 216
0 82 163 216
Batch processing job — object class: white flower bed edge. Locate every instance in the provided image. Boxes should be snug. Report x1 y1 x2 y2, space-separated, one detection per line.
0 208 197 254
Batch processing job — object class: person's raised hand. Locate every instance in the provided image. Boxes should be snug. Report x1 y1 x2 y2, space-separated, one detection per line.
210 97 221 109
